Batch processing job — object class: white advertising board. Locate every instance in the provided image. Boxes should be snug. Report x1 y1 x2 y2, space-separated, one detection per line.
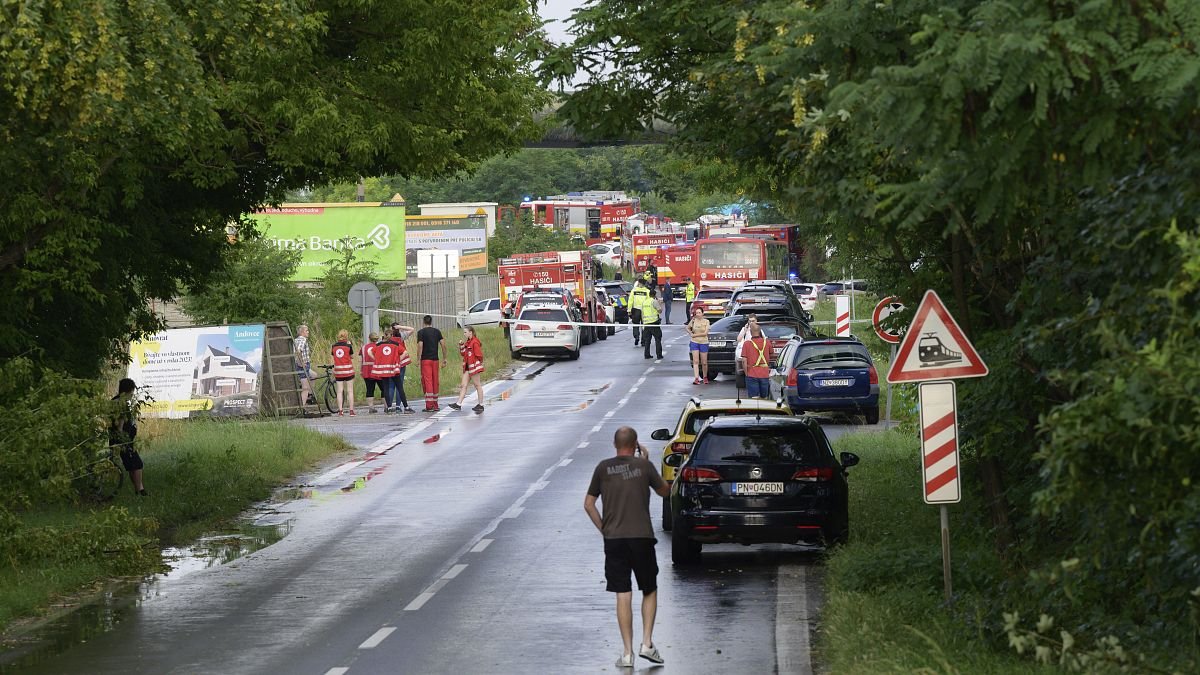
127 324 265 418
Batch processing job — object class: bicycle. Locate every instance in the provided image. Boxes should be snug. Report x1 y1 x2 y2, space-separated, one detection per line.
74 440 126 501
306 364 338 415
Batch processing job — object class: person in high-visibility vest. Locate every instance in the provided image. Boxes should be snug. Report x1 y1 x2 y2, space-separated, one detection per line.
641 288 663 360
740 324 774 399
331 330 356 416
684 280 696 318
629 282 651 346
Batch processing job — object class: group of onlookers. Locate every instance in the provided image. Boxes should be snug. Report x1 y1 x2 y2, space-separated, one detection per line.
293 316 487 416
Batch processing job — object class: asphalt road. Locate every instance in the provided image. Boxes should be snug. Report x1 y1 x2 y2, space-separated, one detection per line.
7 315 872 675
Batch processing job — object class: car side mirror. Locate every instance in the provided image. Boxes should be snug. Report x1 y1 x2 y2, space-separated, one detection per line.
840 452 860 469
650 428 671 441
663 453 686 468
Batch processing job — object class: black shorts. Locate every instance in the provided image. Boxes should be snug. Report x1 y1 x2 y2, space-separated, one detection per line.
365 378 381 396
604 538 658 593
119 448 143 472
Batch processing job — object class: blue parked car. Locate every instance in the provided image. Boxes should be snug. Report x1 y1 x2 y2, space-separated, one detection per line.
768 336 880 424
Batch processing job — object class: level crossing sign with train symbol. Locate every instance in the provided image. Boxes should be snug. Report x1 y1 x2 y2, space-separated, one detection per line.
886 290 988 383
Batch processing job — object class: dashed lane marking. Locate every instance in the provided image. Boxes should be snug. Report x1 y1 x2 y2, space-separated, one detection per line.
358 626 396 649
404 592 436 612
443 564 468 579
470 539 493 553
325 668 350 675
578 441 590 448
559 459 573 467
501 506 524 519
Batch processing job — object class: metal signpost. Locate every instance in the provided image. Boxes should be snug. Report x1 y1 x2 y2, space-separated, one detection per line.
871 296 905 423
886 290 988 603
347 281 382 347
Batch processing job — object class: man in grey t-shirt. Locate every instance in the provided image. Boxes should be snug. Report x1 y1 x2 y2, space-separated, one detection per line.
585 426 671 668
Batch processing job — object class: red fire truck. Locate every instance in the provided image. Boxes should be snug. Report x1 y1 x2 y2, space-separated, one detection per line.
497 250 604 344
629 232 685 278
651 243 697 289
519 192 639 245
740 224 803 276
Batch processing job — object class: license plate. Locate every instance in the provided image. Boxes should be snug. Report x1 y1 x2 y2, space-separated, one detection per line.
732 482 784 495
820 379 853 387
533 331 555 337
708 340 728 347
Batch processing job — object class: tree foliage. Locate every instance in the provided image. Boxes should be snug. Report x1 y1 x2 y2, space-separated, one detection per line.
0 0 546 376
181 228 311 329
553 0 1200 661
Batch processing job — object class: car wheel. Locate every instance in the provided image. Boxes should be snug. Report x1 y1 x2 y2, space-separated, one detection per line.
568 348 580 361
661 497 673 532
597 327 608 341
510 349 521 360
865 407 880 425
608 325 616 336
671 525 701 565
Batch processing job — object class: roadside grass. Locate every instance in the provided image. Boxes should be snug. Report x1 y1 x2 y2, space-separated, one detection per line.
820 430 1049 674
0 419 351 633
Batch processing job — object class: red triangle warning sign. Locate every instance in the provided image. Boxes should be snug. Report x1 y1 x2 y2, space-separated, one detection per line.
886 290 989 383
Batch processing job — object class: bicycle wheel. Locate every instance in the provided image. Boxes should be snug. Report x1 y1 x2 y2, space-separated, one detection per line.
321 379 337 415
92 454 124 500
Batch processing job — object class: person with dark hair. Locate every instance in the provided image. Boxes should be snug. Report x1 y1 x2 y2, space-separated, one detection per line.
448 326 485 412
109 378 147 496
360 331 381 413
386 323 417 414
584 426 670 668
416 315 447 412
641 288 663 360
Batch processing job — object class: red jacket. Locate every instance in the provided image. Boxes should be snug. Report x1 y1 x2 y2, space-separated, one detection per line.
331 341 355 379
360 342 377 379
373 339 398 378
459 336 484 375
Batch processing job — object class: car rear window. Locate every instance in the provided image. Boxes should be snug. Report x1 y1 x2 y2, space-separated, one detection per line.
732 303 788 316
519 308 569 321
697 290 733 300
760 323 799 339
684 409 789 435
792 284 815 295
794 343 871 367
710 316 748 332
693 427 824 464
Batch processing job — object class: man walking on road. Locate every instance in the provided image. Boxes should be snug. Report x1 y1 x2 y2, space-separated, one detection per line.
585 426 671 668
662 278 673 324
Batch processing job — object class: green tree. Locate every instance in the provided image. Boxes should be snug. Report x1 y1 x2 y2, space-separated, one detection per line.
0 0 546 376
181 229 311 328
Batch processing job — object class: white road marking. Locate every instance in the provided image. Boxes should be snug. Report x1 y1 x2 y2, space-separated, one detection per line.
404 592 436 611
604 411 616 418
618 397 629 405
325 668 350 675
443 564 468 579
359 626 397 649
591 424 602 432
559 459 573 467
470 538 493 553
501 506 525 519
775 564 813 674
578 441 590 448
532 481 549 491
629 387 639 393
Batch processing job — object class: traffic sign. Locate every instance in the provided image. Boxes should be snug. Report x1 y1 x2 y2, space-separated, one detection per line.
872 296 905 344
919 381 961 504
347 281 381 315
886 290 988 383
835 295 851 336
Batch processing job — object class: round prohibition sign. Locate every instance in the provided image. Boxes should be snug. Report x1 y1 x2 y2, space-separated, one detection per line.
873 296 906 344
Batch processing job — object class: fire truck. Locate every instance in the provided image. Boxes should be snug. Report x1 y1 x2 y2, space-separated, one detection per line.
628 232 685 279
650 243 697 293
519 192 639 245
497 250 604 344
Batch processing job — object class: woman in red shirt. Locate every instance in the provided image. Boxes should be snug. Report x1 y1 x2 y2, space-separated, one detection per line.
331 330 356 416
449 326 486 412
739 324 773 399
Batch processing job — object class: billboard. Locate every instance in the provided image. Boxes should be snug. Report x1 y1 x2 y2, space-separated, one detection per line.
404 214 488 276
247 203 407 281
127 325 266 419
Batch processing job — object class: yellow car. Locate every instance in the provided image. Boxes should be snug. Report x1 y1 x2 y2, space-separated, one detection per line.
649 396 794 531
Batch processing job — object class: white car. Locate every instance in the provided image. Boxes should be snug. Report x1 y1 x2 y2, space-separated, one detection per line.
457 297 502 327
509 306 581 360
588 242 623 268
790 283 820 312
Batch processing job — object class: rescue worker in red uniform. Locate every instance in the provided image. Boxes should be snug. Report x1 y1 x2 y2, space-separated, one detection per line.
449 326 485 412
331 330 356 416
381 324 416 413
360 331 380 413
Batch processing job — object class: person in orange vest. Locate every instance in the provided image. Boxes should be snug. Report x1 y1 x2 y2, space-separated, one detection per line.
331 330 356 416
360 331 381 413
740 324 773 399
449 326 485 412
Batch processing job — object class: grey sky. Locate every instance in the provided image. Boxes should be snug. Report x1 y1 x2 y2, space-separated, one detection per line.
539 0 581 44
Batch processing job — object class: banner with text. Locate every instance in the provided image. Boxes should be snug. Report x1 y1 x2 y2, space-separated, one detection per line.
127 325 266 419
405 214 488 276
247 203 407 281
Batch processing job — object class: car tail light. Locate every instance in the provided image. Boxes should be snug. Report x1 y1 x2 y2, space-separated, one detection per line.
515 323 531 330
671 442 692 454
791 467 834 482
786 367 798 387
868 365 878 384
557 324 572 330
681 467 721 483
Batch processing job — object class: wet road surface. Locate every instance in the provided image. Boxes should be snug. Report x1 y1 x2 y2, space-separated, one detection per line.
3 317 876 674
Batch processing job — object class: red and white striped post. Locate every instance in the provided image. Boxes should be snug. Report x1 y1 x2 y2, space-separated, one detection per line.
919 381 960 602
835 295 851 336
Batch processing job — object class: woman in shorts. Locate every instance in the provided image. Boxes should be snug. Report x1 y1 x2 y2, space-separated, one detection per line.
331 329 356 416
686 306 711 384
449 326 486 412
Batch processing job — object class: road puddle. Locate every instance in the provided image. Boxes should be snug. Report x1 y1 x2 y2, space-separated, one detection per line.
0 520 291 670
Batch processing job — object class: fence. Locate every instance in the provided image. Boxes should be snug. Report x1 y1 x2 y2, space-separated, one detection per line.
384 275 499 333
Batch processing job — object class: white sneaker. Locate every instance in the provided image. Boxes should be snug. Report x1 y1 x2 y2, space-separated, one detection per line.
615 653 633 668
638 644 664 664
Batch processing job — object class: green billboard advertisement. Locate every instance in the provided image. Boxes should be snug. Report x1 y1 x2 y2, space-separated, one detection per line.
247 203 408 281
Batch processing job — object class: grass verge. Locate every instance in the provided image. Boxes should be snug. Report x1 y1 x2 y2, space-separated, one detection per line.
819 430 1052 674
0 419 352 632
